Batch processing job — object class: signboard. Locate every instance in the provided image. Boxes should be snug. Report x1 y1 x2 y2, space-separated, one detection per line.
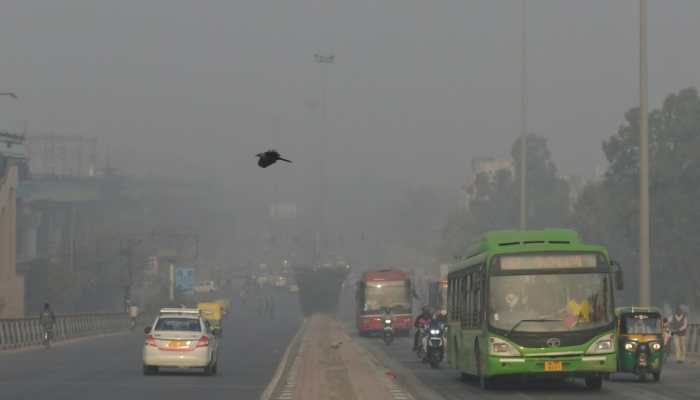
500 254 597 271
175 267 195 293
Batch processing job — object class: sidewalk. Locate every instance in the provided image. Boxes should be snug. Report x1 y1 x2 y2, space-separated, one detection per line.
278 314 413 400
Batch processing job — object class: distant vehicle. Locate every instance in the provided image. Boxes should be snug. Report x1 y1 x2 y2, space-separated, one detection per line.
143 308 220 375
274 276 288 288
193 281 217 293
256 275 269 286
355 269 413 336
197 302 224 334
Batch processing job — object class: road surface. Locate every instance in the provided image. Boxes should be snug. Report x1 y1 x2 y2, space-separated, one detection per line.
0 290 301 400
338 285 700 400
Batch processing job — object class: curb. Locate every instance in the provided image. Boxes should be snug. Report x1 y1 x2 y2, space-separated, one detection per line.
260 318 308 400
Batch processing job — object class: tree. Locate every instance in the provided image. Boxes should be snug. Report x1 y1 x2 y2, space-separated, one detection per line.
441 134 569 260
571 87 700 307
512 134 570 229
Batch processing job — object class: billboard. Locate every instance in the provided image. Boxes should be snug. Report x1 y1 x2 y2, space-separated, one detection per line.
175 267 195 293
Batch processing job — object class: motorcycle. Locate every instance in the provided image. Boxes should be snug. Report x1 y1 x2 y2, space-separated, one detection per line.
42 327 53 349
383 317 394 345
424 321 445 368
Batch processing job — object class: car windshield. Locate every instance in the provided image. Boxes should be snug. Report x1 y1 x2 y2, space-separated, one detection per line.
489 273 612 333
155 318 202 332
364 281 410 314
622 315 662 334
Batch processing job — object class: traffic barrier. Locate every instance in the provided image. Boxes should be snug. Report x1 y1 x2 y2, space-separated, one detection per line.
689 324 700 354
0 313 130 350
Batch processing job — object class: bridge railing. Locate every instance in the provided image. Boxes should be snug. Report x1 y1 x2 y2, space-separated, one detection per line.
0 313 130 350
688 324 700 355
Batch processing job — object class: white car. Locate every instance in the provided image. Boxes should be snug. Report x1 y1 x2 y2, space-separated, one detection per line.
142 308 220 375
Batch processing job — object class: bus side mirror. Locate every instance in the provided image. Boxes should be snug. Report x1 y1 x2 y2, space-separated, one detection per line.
612 260 624 291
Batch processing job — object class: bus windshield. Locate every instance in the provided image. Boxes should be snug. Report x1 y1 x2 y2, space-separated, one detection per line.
363 281 410 314
489 273 612 333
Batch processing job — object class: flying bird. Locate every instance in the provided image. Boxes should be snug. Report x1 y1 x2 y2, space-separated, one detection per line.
256 150 292 168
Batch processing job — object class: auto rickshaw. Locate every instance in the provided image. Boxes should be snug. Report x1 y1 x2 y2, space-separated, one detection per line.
614 306 664 381
197 302 224 334
214 298 231 318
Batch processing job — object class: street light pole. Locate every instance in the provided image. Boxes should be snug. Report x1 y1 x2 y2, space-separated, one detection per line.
519 0 528 231
314 52 334 266
639 0 650 307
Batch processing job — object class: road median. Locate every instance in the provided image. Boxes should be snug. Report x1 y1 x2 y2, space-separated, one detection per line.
263 314 414 400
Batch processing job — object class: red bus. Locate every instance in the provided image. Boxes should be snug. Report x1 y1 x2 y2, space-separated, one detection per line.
355 269 413 336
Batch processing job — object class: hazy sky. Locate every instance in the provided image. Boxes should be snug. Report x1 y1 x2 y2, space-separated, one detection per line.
1 0 699 188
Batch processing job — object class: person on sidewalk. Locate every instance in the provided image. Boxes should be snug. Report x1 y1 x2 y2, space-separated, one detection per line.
671 305 689 363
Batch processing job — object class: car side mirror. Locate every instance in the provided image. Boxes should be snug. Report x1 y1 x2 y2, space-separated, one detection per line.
144 326 152 334
611 260 624 291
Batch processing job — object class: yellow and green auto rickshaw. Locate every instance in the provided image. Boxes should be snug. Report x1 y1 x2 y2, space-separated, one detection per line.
198 302 224 334
614 307 664 381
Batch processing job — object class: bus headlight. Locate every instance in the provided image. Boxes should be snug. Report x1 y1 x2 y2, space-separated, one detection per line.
624 341 638 352
650 342 661 352
586 334 615 354
489 337 520 357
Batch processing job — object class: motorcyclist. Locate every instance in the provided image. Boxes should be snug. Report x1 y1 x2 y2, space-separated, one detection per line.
39 303 56 341
413 306 433 351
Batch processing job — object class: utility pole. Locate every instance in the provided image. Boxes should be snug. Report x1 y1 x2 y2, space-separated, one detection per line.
314 51 334 266
639 0 650 307
519 0 528 231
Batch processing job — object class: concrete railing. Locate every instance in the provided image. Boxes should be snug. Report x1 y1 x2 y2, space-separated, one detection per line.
0 313 130 350
688 324 700 355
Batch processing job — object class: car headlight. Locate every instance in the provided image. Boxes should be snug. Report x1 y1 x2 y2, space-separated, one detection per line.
624 341 638 351
430 329 441 335
489 337 521 357
650 342 661 352
586 334 615 354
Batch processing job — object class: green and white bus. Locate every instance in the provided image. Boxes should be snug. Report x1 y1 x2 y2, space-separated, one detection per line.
447 229 623 390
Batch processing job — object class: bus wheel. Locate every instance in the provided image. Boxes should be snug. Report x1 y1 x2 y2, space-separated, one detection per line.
585 376 603 390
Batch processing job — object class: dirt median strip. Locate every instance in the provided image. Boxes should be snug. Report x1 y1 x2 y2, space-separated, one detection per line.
275 314 414 400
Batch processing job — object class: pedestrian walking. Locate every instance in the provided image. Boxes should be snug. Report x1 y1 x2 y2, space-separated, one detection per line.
671 305 689 363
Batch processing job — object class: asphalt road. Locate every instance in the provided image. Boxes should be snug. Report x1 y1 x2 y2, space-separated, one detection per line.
337 286 700 400
0 290 302 400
